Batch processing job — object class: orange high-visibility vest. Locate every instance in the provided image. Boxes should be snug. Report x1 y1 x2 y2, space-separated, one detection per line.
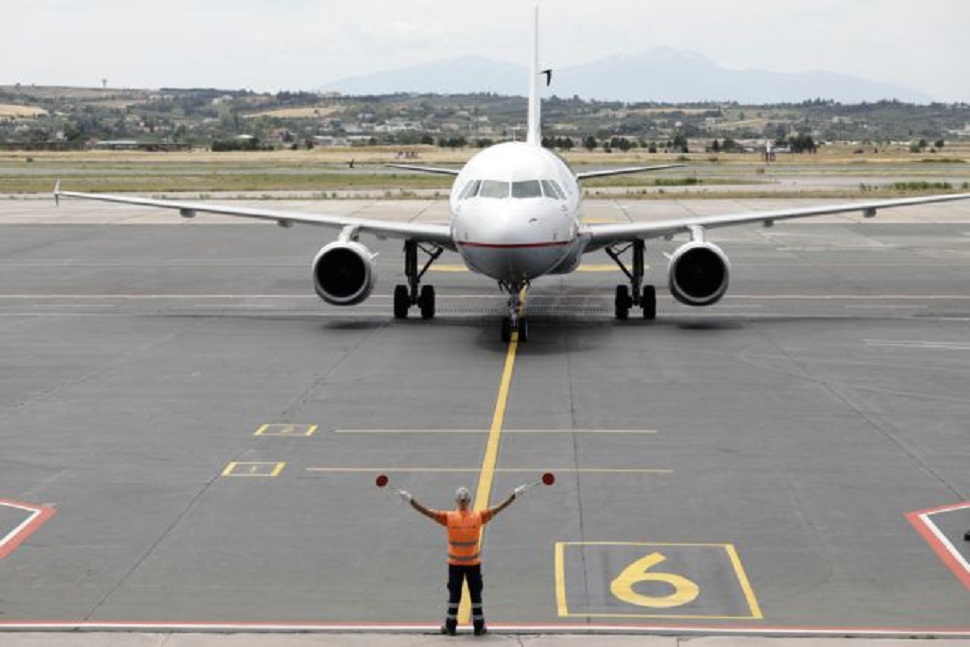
438 509 493 565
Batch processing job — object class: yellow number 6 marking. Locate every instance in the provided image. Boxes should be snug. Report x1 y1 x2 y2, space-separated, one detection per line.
610 552 700 608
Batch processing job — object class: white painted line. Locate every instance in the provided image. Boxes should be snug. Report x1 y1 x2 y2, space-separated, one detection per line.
920 511 970 574
0 503 42 552
733 294 970 300
845 304 925 310
0 293 508 301
334 429 657 434
0 294 316 299
306 467 672 474
865 339 970 351
922 502 970 515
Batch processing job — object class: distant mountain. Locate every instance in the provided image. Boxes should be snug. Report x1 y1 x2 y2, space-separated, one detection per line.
324 56 523 96
324 48 930 103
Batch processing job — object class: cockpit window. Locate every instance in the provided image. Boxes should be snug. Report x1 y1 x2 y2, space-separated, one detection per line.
479 180 510 199
511 180 543 199
540 179 566 200
464 178 566 201
459 179 482 200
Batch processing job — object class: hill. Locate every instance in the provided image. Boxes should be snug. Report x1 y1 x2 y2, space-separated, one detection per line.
326 49 930 104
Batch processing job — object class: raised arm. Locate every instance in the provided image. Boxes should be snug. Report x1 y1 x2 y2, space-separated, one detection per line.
399 491 442 523
487 491 518 519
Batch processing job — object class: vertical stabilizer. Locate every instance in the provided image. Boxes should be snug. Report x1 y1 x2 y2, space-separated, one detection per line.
526 5 541 146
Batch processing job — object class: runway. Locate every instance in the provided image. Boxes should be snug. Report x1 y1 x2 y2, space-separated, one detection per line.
0 198 968 634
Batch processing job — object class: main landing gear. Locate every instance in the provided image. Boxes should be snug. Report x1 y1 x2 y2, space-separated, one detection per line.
394 240 443 320
500 281 529 343
605 239 657 320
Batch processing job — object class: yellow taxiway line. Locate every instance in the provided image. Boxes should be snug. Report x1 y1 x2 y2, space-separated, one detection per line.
457 289 525 625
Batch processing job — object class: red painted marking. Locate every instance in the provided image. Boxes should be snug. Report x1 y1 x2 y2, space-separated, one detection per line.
0 620 966 636
0 498 56 559
457 240 571 249
905 501 970 590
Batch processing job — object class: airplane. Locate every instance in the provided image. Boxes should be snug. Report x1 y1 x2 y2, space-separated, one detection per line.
55 8 970 342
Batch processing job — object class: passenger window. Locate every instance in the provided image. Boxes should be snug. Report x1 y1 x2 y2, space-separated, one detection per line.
479 180 510 199
512 180 543 199
460 179 482 200
540 180 566 200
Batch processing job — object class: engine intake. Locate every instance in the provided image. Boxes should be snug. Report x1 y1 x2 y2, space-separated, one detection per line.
312 241 376 306
667 241 730 306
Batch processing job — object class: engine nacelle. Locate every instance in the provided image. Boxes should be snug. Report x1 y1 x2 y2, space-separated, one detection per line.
311 240 376 306
667 241 730 307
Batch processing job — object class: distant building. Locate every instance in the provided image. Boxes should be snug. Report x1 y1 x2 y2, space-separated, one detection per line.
92 140 191 152
94 139 140 150
311 135 347 147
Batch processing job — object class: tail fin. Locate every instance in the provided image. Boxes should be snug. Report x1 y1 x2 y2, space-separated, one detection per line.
526 5 541 146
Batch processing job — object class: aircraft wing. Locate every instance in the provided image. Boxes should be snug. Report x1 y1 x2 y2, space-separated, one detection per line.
576 164 685 180
585 192 970 249
385 163 461 176
54 185 456 250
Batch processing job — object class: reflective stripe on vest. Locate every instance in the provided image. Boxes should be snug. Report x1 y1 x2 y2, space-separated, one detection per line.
446 510 484 564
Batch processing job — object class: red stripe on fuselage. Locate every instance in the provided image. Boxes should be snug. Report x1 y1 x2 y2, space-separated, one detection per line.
456 240 571 249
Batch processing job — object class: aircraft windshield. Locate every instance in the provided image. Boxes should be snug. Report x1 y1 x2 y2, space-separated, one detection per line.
458 179 482 200
511 180 542 198
461 178 567 201
541 179 566 200
479 180 509 199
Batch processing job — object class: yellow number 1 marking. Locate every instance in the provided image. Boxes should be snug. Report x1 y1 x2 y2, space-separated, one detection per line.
610 552 700 609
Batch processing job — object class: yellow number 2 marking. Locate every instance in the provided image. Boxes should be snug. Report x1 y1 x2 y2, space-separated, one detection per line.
610 552 700 609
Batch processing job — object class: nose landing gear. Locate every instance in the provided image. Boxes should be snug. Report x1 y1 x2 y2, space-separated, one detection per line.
500 281 530 343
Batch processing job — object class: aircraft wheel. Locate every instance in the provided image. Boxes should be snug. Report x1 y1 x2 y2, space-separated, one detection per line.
501 317 512 343
641 285 656 320
419 285 436 320
518 317 529 342
393 285 410 319
615 285 631 320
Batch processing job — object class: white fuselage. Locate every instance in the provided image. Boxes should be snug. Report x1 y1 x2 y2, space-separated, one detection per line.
448 142 586 284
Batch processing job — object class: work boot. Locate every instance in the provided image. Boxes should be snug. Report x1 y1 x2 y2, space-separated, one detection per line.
441 621 457 636
473 622 488 636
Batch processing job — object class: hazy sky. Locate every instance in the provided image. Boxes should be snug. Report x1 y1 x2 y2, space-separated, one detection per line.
4 0 968 101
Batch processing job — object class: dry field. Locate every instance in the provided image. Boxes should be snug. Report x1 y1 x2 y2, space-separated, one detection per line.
0 103 48 118
2 142 968 167
1 143 967 196
246 105 343 119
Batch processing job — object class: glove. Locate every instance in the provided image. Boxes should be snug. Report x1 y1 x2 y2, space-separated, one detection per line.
398 490 412 504
514 484 530 498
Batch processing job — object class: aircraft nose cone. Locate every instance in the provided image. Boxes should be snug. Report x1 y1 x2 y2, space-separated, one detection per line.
456 200 572 281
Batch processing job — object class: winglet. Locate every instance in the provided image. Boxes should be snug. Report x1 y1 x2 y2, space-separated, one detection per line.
526 5 542 146
53 179 60 206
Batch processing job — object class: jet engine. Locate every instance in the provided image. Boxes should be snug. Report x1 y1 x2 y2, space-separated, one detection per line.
311 241 376 306
667 241 730 306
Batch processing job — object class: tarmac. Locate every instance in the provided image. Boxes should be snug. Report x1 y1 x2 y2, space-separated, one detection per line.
2 636 970 647
0 196 968 644
0 636 967 647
